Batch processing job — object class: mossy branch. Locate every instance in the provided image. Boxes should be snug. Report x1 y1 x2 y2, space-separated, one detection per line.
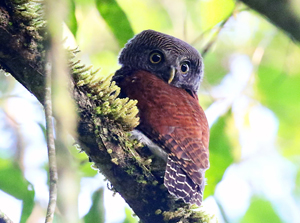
70 51 139 131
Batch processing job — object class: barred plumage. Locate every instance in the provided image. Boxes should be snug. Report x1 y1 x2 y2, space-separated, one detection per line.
165 156 203 206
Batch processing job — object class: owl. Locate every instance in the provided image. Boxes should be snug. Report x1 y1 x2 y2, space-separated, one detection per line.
113 30 209 206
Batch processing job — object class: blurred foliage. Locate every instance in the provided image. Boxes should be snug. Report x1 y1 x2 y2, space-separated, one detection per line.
0 158 35 223
95 0 134 47
0 72 15 96
123 208 138 223
65 0 78 36
198 0 235 31
70 145 98 177
204 112 235 198
241 197 281 223
256 56 300 159
0 0 300 222
84 189 105 223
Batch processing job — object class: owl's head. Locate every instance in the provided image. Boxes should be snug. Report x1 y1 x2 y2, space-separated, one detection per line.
118 30 204 94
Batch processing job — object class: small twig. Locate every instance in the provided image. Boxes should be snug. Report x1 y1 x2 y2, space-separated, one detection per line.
201 14 232 58
45 56 58 223
214 196 230 223
197 3 248 58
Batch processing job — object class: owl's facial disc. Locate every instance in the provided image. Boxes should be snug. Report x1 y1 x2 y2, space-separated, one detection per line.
167 60 190 85
148 50 175 83
117 30 204 93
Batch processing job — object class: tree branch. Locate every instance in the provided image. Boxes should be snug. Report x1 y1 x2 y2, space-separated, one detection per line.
240 0 300 42
44 52 58 223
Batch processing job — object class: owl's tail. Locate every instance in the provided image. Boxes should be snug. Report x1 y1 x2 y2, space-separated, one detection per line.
164 156 204 206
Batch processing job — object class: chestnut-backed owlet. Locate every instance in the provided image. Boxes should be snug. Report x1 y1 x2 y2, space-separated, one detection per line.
113 29 209 206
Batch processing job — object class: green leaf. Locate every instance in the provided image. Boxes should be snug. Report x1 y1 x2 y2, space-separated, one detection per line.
78 159 98 177
123 207 138 223
84 188 105 223
116 0 172 32
204 112 235 198
69 144 97 177
37 122 47 139
95 0 134 47
65 0 78 36
254 33 300 160
0 158 35 223
241 196 282 223
199 0 235 31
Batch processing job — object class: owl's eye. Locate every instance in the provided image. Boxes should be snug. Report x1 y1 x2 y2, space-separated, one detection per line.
150 52 163 64
180 62 190 74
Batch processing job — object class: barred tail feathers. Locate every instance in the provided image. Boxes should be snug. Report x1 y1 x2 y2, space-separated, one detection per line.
164 156 204 206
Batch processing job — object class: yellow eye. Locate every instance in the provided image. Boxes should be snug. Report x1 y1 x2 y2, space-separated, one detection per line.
180 62 189 74
150 52 163 64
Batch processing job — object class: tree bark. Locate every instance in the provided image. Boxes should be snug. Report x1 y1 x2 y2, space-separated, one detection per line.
240 0 300 42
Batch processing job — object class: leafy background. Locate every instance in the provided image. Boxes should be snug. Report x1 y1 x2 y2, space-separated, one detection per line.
0 0 300 222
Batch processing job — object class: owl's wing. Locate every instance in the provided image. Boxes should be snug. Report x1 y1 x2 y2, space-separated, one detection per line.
136 78 209 206
138 112 209 206
138 108 210 183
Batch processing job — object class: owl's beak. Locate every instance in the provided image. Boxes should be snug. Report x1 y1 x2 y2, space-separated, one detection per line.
168 66 176 84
